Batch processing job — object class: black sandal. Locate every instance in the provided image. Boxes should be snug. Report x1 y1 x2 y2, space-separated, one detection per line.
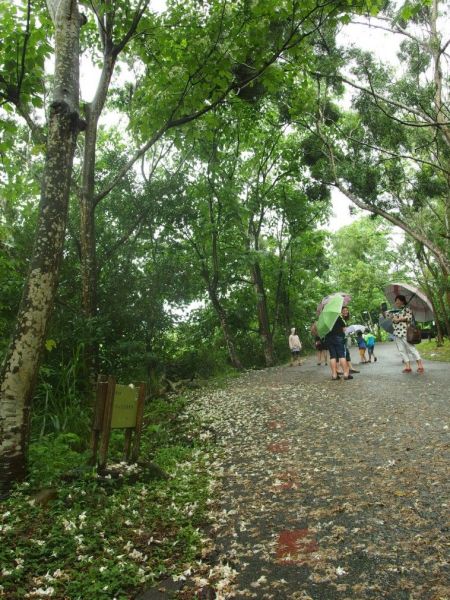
343 375 353 380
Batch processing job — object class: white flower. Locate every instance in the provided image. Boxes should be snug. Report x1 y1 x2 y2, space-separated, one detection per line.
25 586 55 597
129 549 147 562
63 519 76 532
336 566 347 576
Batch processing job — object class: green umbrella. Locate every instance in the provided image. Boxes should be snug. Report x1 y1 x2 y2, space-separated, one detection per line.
317 294 344 338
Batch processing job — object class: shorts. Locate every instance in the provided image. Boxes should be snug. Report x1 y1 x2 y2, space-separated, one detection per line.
291 349 300 356
325 334 345 360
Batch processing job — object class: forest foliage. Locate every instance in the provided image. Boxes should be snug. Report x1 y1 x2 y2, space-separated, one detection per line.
1 0 450 596
0 0 449 491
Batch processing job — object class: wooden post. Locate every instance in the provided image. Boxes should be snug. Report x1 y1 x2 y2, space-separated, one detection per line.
90 375 108 465
123 429 133 461
131 383 146 462
98 376 115 472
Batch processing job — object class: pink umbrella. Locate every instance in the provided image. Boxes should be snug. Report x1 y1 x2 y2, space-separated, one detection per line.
384 282 434 323
316 292 351 316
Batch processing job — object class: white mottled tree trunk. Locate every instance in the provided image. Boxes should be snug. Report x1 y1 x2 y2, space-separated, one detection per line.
0 0 82 497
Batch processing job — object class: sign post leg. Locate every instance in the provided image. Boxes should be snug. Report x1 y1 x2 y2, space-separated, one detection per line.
98 376 116 472
131 383 146 463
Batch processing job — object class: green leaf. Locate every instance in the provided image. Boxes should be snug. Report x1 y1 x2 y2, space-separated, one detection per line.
45 339 57 351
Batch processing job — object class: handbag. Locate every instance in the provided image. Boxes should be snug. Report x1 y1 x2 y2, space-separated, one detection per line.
406 315 421 345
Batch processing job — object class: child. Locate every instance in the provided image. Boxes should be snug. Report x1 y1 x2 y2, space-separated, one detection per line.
315 336 328 366
364 330 377 362
289 328 302 366
356 330 369 363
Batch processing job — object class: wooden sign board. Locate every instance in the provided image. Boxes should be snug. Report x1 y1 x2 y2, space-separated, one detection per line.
90 376 146 471
111 385 139 429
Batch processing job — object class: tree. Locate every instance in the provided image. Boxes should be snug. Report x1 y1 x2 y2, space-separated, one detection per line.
0 0 84 497
327 216 408 324
309 0 450 308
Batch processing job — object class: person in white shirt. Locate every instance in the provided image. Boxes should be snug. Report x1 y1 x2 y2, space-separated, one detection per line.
288 328 302 366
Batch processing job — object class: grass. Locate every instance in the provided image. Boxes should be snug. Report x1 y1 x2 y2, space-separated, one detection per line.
419 338 450 362
0 394 216 600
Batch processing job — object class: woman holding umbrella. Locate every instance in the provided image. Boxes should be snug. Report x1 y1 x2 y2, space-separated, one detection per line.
325 313 352 380
316 293 352 380
383 282 432 374
389 294 425 374
316 292 353 381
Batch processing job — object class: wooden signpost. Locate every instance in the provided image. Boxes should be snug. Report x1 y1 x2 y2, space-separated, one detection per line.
91 375 146 471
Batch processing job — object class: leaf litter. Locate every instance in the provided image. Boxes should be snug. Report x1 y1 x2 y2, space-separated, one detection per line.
176 362 450 599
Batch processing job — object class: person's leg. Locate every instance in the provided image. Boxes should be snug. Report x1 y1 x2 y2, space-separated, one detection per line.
327 339 339 379
329 357 338 378
339 356 350 377
396 338 412 371
316 350 321 365
337 338 350 378
405 341 424 372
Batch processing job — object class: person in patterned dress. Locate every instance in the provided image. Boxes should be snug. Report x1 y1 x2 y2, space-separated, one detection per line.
390 294 425 374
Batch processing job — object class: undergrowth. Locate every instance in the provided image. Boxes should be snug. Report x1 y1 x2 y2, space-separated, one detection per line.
418 338 450 362
0 394 215 599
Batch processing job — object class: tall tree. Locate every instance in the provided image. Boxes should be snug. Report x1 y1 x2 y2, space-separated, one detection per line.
0 0 84 497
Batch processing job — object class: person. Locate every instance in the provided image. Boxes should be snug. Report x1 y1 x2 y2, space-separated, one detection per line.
288 328 302 366
356 331 369 363
387 294 425 373
340 306 359 374
324 311 352 381
315 336 328 366
364 330 377 362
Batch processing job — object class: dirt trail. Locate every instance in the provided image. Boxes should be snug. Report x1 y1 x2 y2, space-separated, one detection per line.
194 343 450 599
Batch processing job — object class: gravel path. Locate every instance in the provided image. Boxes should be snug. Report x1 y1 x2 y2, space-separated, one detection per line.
194 342 450 599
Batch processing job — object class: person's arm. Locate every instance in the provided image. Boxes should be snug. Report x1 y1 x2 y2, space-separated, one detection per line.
393 308 411 323
404 307 412 323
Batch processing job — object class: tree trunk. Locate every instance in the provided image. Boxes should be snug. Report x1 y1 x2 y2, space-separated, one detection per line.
79 50 116 381
80 104 99 380
251 261 275 367
0 0 82 497
420 247 450 337
209 292 243 370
